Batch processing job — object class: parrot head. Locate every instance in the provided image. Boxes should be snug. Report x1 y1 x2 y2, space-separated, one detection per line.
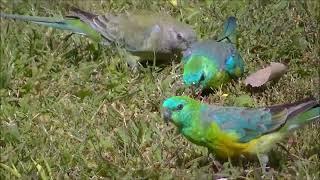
167 25 197 52
161 96 200 129
182 55 218 89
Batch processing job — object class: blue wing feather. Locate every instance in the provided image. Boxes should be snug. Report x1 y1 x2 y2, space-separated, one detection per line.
200 105 287 142
186 40 244 76
218 16 237 43
185 41 236 67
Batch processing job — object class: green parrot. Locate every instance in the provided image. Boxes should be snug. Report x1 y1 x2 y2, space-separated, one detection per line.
182 16 244 90
162 96 319 172
0 7 197 67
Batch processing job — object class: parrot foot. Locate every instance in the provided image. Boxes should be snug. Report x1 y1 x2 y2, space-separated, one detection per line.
207 154 223 174
118 49 142 72
190 86 202 99
190 85 206 101
211 159 222 173
195 90 210 103
197 90 203 99
125 55 142 72
257 154 269 174
201 96 211 104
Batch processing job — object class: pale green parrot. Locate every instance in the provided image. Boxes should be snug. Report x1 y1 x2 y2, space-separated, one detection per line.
0 7 197 67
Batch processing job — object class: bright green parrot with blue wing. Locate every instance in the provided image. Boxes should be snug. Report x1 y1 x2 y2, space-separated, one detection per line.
182 16 244 90
162 96 319 172
0 7 197 67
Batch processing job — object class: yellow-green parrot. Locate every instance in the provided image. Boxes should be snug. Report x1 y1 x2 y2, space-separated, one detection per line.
0 7 197 67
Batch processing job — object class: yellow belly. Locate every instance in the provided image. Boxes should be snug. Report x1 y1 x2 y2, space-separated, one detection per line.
205 124 284 159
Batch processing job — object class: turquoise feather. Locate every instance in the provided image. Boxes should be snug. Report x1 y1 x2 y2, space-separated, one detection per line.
199 97 319 142
218 16 237 43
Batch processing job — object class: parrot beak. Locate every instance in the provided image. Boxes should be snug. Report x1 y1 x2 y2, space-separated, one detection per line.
182 49 192 58
162 108 172 125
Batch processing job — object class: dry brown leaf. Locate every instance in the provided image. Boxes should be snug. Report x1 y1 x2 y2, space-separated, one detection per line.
244 62 288 87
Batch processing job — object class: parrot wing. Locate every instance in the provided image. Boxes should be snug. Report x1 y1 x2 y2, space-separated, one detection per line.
69 7 164 52
201 98 318 142
185 41 232 63
201 105 287 143
68 7 117 45
186 41 239 70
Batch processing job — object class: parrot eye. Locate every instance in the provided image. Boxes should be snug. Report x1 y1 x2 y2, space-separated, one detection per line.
176 33 183 40
177 104 184 110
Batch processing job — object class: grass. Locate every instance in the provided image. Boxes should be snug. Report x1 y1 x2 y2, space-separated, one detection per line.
0 0 319 179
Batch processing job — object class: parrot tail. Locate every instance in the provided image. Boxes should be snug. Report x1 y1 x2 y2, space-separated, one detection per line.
68 6 97 23
0 12 102 42
217 16 237 44
275 97 320 133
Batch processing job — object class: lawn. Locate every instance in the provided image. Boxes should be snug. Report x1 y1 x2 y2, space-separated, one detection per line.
0 0 319 179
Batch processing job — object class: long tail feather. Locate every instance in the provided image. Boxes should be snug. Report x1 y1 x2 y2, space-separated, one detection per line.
269 97 318 119
272 98 320 133
283 107 320 132
0 12 101 42
1 13 75 30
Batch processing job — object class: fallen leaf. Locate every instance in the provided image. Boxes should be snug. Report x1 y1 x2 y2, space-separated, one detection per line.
244 62 288 87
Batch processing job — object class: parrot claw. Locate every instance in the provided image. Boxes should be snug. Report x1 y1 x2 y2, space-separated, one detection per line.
202 96 210 103
211 159 223 173
118 48 142 72
125 55 141 71
190 85 204 100
197 90 203 99
257 153 269 174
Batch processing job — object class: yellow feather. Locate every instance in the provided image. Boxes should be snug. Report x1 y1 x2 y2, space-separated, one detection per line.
205 123 284 159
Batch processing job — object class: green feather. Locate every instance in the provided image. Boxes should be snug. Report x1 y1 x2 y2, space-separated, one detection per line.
281 107 320 132
0 13 102 42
